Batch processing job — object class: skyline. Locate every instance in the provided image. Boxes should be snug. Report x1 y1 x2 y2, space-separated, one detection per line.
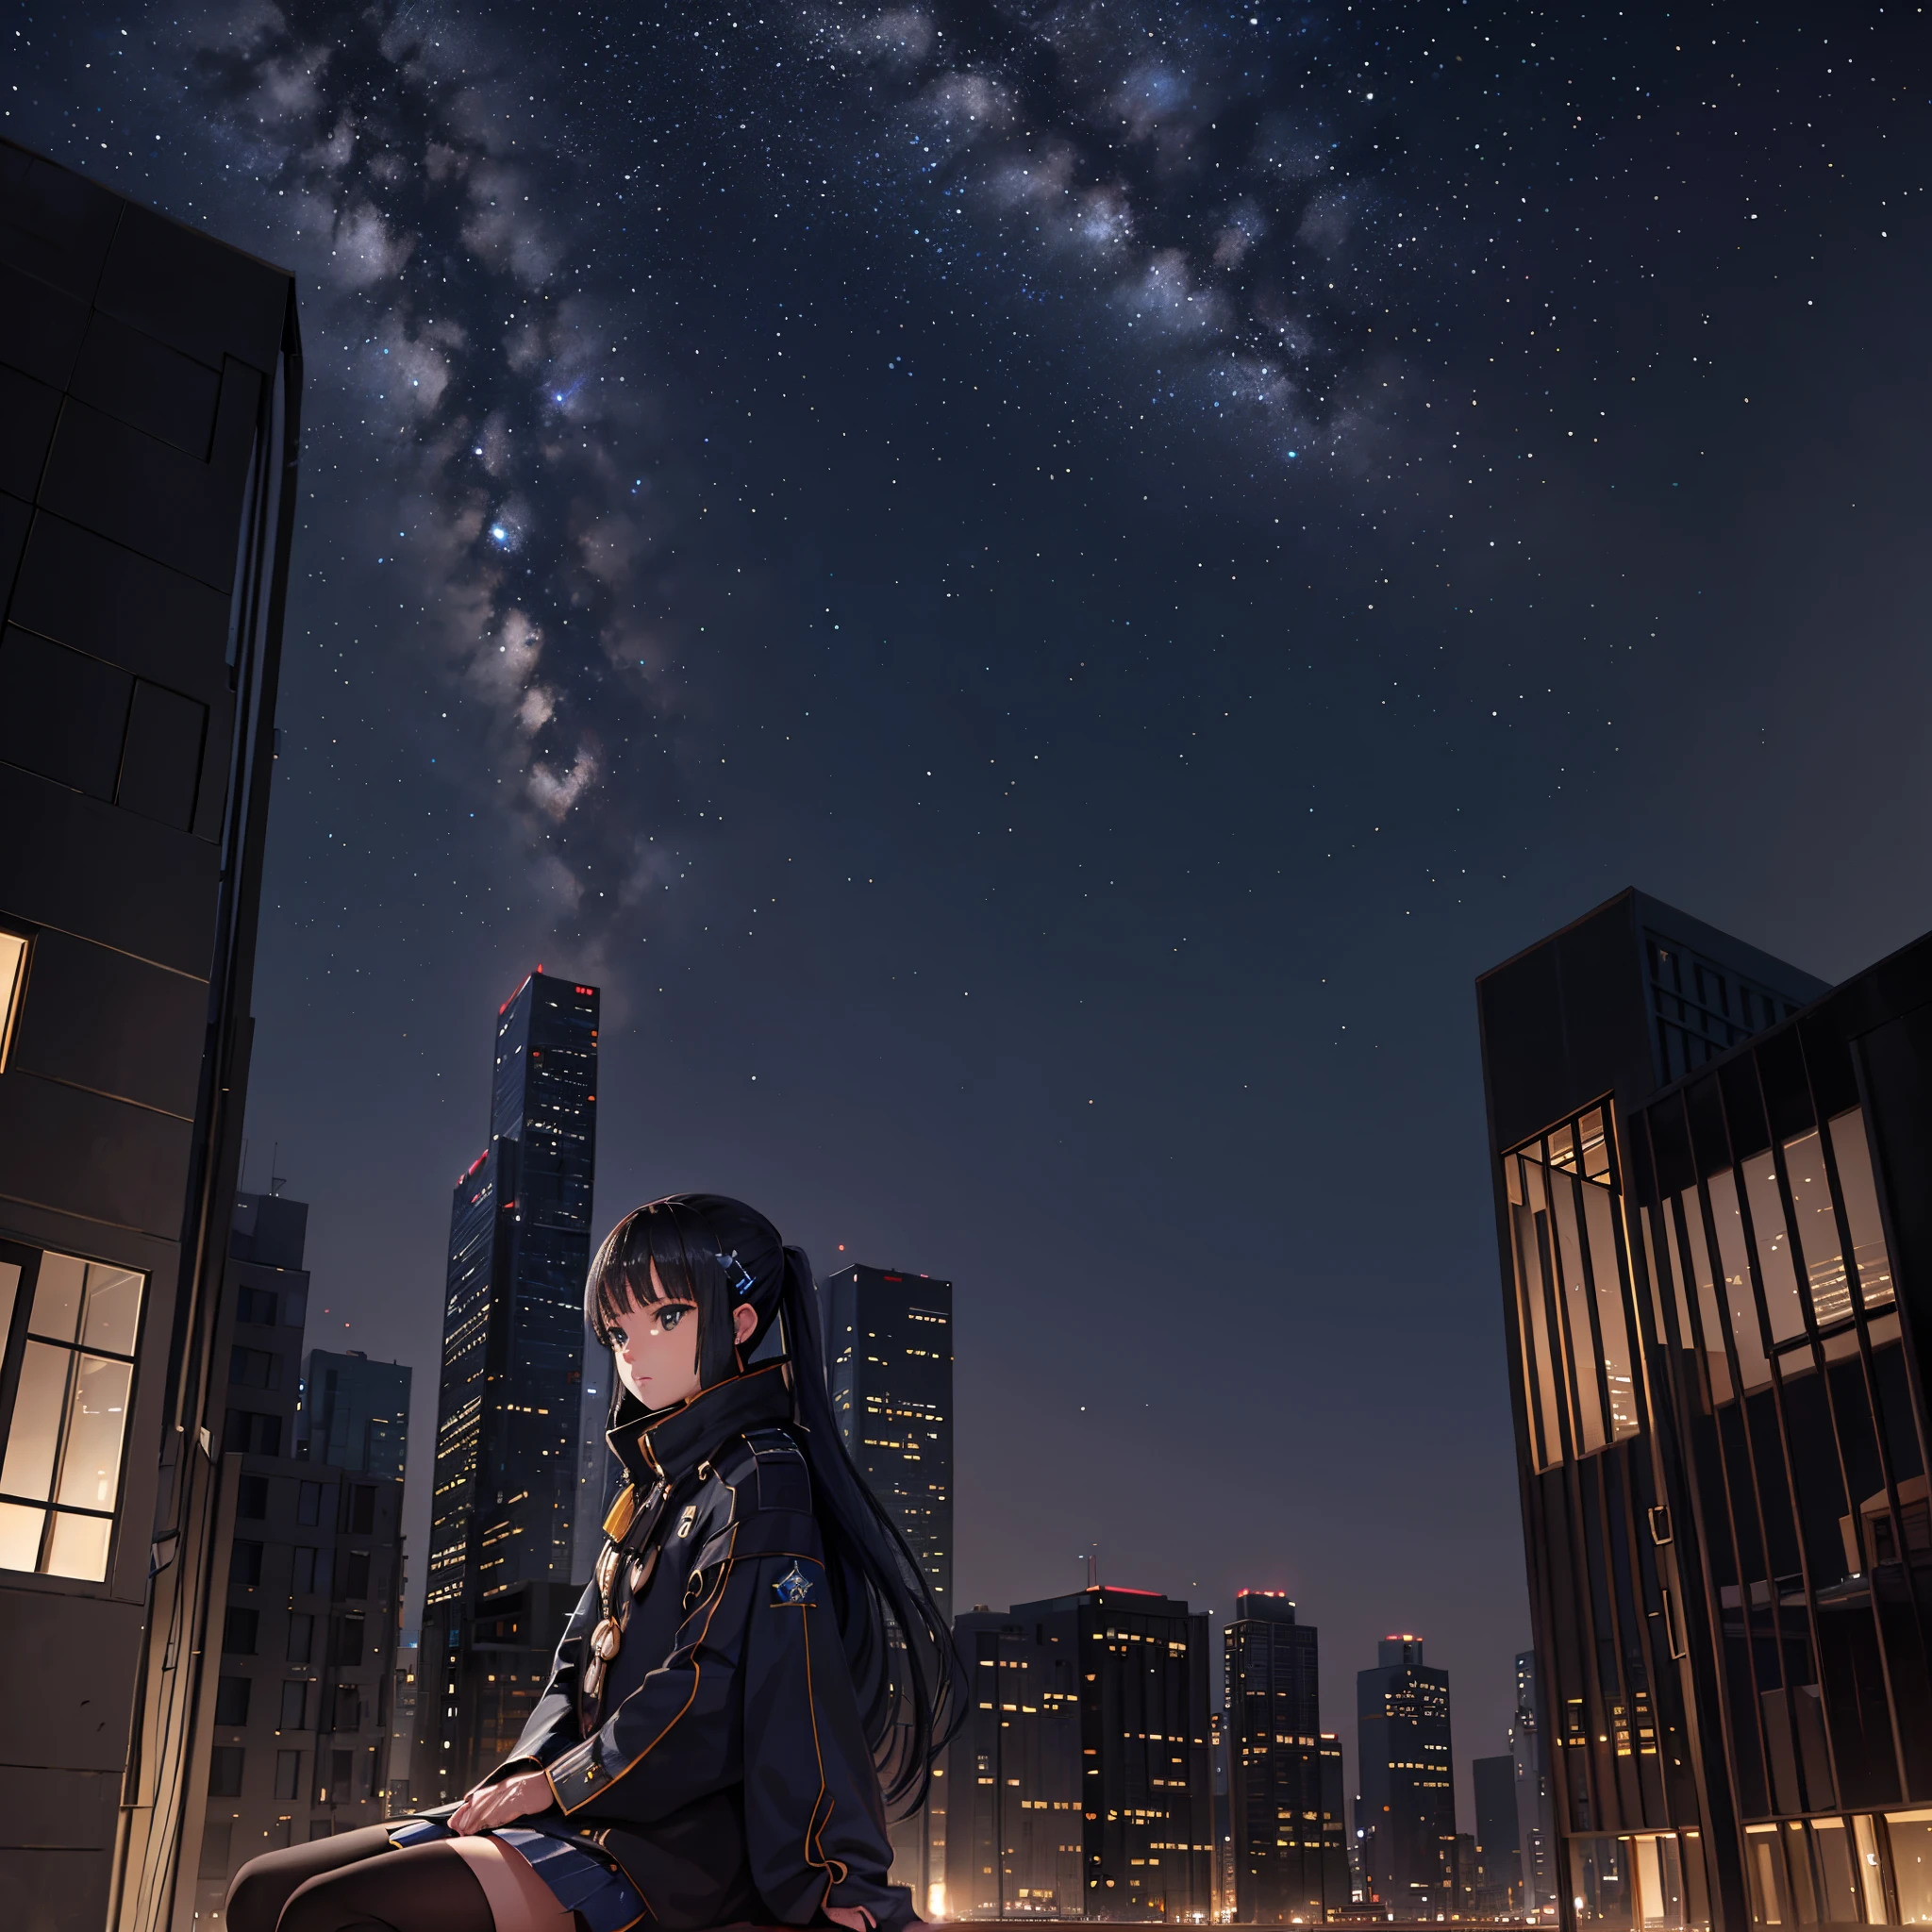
10 0 1932 1844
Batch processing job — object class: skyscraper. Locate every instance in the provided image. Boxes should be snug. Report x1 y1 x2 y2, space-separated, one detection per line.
1478 891 1932 1932
1212 1706 1236 1920
300 1348 410 1483
1225 1591 1349 1923
0 141 299 1925
1473 1753 1523 1916
192 1193 408 1922
1356 1635 1455 1916
568 1338 617 1588
947 1585 1215 1923
824 1262 955 1610
823 1262 955 1906
1510 1650 1557 1920
416 967 598 1798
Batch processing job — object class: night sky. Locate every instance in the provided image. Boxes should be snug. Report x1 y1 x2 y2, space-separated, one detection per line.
12 0 1932 1821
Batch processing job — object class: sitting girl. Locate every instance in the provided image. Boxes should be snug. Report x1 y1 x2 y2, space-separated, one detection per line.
227 1193 961 1932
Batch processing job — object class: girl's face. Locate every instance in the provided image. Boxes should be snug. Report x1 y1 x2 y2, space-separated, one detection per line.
605 1259 758 1410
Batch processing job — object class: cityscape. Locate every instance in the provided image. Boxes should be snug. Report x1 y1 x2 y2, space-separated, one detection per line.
4 6 1932 1932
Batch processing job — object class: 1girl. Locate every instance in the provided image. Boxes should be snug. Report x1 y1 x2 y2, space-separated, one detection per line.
227 1193 961 1932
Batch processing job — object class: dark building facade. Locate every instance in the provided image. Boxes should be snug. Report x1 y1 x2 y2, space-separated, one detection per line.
824 1263 955 1612
569 1328 618 1590
1226 1591 1349 1922
948 1585 1214 1923
824 1261 956 1907
0 142 298 1929
1474 1753 1523 1916
1479 889 1932 1932
1513 1649 1558 1920
299 1348 410 1484
1356 1636 1456 1916
416 968 598 1799
192 1194 408 1924
1212 1707 1236 1920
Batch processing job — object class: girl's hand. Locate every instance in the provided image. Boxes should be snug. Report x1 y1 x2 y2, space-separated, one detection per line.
448 1768 554 1836
824 1907 875 1932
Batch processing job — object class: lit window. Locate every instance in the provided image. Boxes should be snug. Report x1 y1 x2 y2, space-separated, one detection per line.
0 928 26 1070
0 1242 145 1581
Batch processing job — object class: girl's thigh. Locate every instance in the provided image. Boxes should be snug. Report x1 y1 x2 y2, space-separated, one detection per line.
225 1826 397 1932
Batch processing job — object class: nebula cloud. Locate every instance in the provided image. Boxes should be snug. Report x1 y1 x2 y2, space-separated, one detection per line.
803 0 1408 467
178 0 685 948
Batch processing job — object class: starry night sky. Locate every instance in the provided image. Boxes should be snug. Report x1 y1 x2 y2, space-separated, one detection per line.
12 0 1932 1816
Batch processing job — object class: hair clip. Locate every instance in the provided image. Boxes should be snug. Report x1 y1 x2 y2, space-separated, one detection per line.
720 1250 757 1296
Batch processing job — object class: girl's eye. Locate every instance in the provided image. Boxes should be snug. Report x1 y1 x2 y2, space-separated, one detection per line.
608 1325 627 1347
658 1306 687 1332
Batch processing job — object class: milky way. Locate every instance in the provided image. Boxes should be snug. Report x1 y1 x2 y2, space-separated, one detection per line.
174 0 692 949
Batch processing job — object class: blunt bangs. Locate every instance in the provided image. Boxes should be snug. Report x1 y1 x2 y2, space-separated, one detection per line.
586 1199 713 1344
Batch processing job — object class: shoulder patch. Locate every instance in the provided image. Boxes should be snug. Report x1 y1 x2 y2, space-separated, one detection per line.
772 1561 817 1607
741 1425 812 1517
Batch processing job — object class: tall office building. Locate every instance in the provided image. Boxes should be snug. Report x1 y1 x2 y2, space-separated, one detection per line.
1474 1753 1523 1915
1225 1591 1349 1922
1511 1650 1557 1919
568 1341 618 1588
300 1349 410 1483
1211 1706 1236 1920
824 1263 955 1610
416 968 598 1798
387 1636 420 1817
192 1193 408 1924
1478 890 1932 1932
0 142 298 1928
824 1261 955 1906
1356 1635 1456 1916
948 1585 1215 1923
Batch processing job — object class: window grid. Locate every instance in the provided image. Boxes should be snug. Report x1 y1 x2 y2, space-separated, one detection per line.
0 925 28 1073
1644 1105 1898 1412
0 1240 145 1582
1505 1103 1643 1474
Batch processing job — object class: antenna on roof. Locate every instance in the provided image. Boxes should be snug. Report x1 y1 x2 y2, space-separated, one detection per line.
269 1141 285 1197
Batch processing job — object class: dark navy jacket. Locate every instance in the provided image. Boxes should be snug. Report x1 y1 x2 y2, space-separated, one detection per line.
502 1365 914 1932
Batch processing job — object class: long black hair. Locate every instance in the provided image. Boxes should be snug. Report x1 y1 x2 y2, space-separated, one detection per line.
585 1193 964 1814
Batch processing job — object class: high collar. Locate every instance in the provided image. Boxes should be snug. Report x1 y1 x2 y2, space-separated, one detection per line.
608 1362 793 1493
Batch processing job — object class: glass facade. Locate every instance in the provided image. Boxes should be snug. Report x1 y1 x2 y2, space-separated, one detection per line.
1481 891 1932 1932
0 1241 144 1581
1637 1066 1932 1857
0 927 25 1068
1507 1107 1644 1473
